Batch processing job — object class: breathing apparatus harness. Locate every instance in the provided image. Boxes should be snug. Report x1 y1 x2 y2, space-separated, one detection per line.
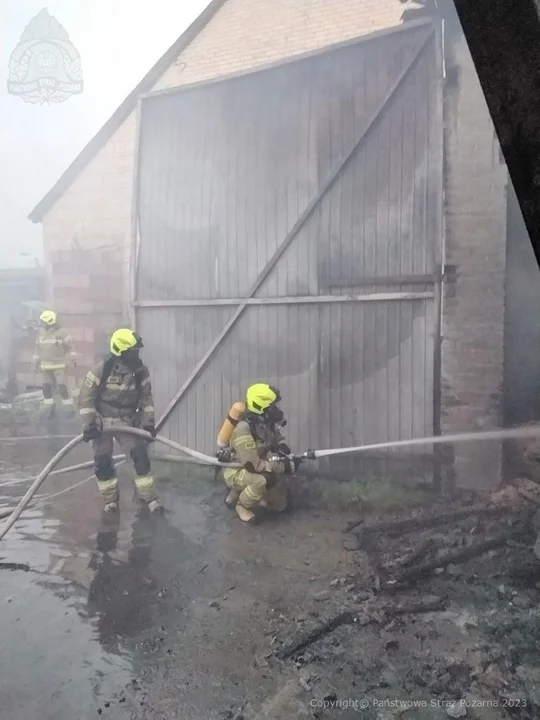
95 354 145 424
215 386 314 468
229 407 296 470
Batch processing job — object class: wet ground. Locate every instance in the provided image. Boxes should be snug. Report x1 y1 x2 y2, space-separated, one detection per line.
0 424 357 720
2 418 540 720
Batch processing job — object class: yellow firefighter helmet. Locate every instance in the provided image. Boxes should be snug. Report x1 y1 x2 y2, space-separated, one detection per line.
39 310 58 326
245 383 281 415
110 328 143 357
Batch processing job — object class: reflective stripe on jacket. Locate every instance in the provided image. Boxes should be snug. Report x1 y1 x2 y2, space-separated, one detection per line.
78 359 154 426
33 326 75 370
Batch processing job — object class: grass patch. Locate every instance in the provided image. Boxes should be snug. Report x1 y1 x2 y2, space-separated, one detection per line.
309 475 428 513
153 459 429 511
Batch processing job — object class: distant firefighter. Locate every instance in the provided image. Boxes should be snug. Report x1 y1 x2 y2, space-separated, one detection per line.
33 310 76 407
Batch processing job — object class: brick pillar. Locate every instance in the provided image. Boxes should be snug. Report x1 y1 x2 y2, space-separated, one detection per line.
441 12 508 490
49 247 125 375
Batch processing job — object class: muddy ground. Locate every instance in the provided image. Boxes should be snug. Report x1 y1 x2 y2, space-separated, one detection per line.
1 416 540 720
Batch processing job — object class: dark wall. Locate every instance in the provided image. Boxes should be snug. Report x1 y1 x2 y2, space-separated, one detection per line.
451 0 540 268
504 182 540 426
400 1 540 267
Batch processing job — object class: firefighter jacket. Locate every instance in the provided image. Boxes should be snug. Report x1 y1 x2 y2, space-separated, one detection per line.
78 358 155 427
229 418 287 475
33 326 75 371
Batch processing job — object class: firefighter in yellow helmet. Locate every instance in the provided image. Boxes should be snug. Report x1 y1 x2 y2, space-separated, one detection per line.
78 328 162 514
222 383 300 525
33 310 77 408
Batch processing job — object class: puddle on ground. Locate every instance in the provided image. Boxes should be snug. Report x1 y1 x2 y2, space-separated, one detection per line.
0 433 217 718
1 570 133 719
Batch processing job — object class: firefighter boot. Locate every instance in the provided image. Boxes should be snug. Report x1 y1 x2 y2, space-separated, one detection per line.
148 499 164 514
235 503 257 525
225 489 239 509
58 384 75 414
94 453 119 510
262 478 288 512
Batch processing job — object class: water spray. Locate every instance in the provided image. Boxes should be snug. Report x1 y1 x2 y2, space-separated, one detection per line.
297 425 540 460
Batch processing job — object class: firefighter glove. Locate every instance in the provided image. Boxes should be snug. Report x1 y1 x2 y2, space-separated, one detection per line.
283 456 301 475
278 442 291 455
83 422 102 443
216 447 233 463
143 421 157 439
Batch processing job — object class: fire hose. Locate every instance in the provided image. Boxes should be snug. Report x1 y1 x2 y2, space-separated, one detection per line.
2 424 540 542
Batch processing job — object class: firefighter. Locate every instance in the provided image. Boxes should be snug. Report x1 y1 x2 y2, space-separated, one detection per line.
33 310 76 408
222 383 300 525
78 328 162 514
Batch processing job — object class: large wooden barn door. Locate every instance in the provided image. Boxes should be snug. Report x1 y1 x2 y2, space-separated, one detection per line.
133 19 442 476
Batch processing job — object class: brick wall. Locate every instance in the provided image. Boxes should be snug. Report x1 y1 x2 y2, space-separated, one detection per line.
47 246 125 373
440 9 508 490
154 0 405 90
42 113 134 308
0 270 45 395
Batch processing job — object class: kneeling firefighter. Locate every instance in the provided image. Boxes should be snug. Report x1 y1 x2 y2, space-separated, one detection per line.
33 310 77 408
78 328 162 514
219 383 300 525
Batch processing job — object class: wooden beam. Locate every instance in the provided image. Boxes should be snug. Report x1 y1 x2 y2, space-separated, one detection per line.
135 291 434 308
129 95 143 331
319 273 437 288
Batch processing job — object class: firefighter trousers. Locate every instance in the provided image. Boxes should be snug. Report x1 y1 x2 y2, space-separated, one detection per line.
40 368 73 406
92 418 158 505
223 468 288 512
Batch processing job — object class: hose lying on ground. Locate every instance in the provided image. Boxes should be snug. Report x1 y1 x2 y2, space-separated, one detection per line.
0 454 126 490
0 434 83 540
0 449 227 520
0 442 236 491
0 428 240 542
0 435 75 443
0 465 128 521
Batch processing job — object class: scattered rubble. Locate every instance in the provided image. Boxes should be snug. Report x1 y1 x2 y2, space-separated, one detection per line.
252 681 309 720
446 702 467 718
276 611 355 659
269 481 540 720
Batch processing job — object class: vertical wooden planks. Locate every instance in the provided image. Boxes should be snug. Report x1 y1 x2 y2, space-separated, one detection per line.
135 23 442 463
411 42 430 441
360 44 380 446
